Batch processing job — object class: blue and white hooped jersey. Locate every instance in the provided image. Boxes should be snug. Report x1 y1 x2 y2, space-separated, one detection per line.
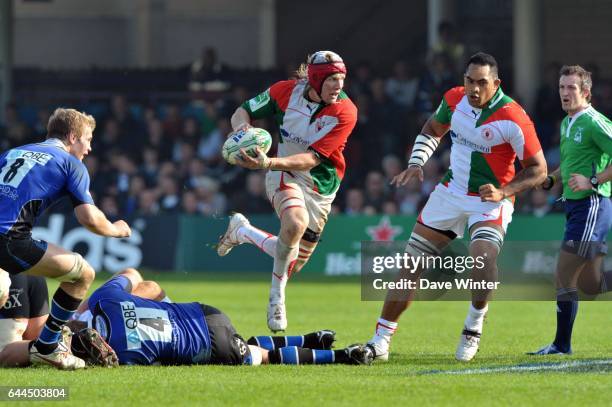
89 280 212 365
0 138 94 237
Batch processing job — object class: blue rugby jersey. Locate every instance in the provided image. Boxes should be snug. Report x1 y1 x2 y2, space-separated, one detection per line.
89 280 212 365
0 138 94 237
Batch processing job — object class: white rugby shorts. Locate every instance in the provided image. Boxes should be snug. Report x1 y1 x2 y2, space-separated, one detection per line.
418 184 514 239
265 171 334 233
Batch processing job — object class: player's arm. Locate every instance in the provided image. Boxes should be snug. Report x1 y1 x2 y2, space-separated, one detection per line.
501 151 547 197
74 204 131 238
392 116 449 186
237 149 320 171
231 107 252 132
568 117 612 191
232 84 283 132
568 164 612 192
541 167 562 190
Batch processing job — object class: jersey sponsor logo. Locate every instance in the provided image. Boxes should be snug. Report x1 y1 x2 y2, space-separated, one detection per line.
573 127 583 143
248 90 271 112
120 301 141 349
449 130 491 153
481 128 494 141
280 128 310 146
0 149 54 189
1 288 24 310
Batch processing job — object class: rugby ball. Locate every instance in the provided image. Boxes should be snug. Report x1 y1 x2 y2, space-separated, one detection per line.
222 127 272 165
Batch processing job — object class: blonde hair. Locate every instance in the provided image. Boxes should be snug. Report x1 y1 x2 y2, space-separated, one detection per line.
46 108 96 141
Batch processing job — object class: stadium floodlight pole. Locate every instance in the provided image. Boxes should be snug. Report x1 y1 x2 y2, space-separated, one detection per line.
0 0 14 123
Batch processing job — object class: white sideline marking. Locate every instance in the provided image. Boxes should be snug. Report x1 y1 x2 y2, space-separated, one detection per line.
419 359 612 375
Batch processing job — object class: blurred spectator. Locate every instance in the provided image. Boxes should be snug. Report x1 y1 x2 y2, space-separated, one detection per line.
163 104 184 141
348 61 374 98
344 188 365 215
181 190 201 215
364 171 391 212
3 103 32 148
189 47 231 93
385 60 419 110
193 176 226 216
100 196 120 220
431 21 465 76
398 177 423 215
185 158 208 190
381 154 403 184
140 147 160 187
525 189 553 218
368 78 403 156
146 119 173 161
108 94 145 156
137 190 160 216
231 172 269 214
157 176 181 213
415 52 455 118
382 201 399 215
121 175 146 217
535 62 564 150
198 117 228 164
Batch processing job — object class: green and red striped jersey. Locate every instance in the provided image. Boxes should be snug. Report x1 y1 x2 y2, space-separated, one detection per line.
433 86 542 198
241 80 357 195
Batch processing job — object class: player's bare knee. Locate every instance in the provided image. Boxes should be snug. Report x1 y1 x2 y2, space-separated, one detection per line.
283 215 308 240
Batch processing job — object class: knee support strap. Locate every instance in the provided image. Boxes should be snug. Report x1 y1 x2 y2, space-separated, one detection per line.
302 228 320 243
470 226 504 251
56 253 86 283
405 232 441 258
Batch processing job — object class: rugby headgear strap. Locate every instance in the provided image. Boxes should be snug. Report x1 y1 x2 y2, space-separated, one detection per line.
307 51 346 95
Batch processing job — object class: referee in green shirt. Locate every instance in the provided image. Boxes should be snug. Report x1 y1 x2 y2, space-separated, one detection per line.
531 65 612 355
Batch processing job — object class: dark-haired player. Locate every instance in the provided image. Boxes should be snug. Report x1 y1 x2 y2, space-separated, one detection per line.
366 52 547 361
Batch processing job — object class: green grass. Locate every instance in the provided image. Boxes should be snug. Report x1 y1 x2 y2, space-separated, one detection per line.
2 272 611 406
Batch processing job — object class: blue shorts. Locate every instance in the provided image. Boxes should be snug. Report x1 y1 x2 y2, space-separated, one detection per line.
562 195 612 259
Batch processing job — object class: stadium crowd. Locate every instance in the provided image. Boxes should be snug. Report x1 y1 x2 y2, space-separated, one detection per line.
2 47 611 221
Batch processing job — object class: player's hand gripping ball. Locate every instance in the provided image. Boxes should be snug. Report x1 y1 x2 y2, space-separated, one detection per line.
222 127 272 165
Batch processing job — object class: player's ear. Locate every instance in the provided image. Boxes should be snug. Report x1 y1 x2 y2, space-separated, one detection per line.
67 132 77 144
494 78 501 88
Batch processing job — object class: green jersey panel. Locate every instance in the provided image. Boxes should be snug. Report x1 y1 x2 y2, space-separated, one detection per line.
560 106 612 199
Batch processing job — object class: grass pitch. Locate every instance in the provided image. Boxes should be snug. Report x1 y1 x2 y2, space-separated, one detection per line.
2 272 610 406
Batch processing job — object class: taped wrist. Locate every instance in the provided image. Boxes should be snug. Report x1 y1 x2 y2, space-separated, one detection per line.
408 134 439 167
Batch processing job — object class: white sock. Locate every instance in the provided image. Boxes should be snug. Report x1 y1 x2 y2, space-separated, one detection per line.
237 224 277 257
270 238 298 303
375 318 398 341
464 304 488 333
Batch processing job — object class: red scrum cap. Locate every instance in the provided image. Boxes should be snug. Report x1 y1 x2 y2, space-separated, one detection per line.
307 51 347 95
